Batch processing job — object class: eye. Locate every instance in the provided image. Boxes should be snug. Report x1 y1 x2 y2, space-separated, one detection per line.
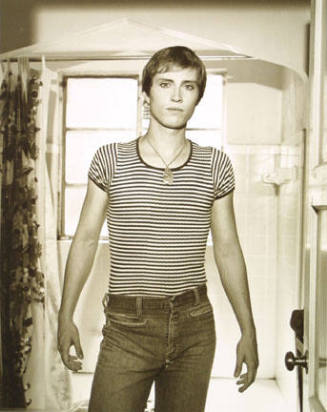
159 82 170 88
185 84 195 90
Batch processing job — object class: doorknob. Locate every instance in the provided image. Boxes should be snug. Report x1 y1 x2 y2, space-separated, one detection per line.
285 351 308 373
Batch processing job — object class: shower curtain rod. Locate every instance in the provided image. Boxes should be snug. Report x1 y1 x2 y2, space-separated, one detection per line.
0 54 255 63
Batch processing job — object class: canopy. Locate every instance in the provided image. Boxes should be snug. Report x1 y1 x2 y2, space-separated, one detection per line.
0 18 251 61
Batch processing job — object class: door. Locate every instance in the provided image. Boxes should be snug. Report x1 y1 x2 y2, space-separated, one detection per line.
303 0 327 411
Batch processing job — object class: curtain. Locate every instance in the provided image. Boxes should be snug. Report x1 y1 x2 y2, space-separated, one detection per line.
0 58 44 408
23 60 73 410
42 62 72 411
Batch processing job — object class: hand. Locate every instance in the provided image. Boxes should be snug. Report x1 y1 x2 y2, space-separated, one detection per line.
234 333 259 392
57 317 84 372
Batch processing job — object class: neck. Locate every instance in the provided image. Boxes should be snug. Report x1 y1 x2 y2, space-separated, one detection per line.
144 120 187 154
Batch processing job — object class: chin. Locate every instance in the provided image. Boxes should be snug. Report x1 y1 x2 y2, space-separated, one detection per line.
161 118 188 129
165 122 187 130
152 113 188 130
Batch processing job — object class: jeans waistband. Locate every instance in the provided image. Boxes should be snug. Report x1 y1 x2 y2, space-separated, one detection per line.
103 285 208 313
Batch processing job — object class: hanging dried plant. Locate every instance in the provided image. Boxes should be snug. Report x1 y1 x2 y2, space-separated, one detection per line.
0 64 44 408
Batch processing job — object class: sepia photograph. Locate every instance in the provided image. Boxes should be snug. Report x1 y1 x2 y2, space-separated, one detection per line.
0 1 325 411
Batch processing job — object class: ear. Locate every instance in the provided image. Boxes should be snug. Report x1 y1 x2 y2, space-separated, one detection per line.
142 91 150 106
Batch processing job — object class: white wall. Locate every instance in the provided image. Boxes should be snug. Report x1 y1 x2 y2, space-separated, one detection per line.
222 60 284 145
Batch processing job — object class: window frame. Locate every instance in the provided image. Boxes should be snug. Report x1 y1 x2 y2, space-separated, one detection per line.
59 74 140 240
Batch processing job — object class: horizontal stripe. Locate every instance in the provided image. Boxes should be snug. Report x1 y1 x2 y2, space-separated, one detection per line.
88 137 234 295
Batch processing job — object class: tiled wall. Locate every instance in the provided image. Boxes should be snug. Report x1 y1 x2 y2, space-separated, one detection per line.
206 143 302 386
206 145 281 378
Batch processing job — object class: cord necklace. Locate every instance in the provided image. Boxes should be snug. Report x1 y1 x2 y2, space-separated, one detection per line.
145 137 187 184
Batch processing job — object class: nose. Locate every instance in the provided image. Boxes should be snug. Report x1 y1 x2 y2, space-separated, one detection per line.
171 86 183 102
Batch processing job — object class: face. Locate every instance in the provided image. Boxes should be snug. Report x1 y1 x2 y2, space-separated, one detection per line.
143 65 200 130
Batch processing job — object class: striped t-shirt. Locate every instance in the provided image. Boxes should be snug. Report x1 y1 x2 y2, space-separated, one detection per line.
88 137 235 296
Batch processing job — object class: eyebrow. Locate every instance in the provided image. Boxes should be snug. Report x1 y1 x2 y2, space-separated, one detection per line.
156 78 199 84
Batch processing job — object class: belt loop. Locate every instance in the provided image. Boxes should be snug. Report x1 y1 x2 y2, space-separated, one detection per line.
136 296 143 318
193 288 201 305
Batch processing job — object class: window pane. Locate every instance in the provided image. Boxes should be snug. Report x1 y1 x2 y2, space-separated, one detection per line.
64 186 107 237
66 78 138 128
186 130 223 149
65 130 137 184
187 75 224 129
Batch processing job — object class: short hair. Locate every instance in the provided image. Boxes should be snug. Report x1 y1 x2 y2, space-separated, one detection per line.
142 46 207 103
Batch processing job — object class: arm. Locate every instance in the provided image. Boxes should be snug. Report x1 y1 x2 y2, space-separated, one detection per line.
211 191 258 392
58 179 108 371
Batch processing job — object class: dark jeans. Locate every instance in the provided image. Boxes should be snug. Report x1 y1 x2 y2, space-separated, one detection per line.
88 285 216 412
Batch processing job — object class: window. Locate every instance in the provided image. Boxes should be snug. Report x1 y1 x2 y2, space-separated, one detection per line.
61 73 225 238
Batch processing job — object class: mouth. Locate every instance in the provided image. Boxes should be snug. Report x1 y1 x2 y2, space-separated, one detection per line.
166 107 183 112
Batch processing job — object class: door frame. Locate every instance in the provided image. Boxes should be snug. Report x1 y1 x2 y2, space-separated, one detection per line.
303 0 327 411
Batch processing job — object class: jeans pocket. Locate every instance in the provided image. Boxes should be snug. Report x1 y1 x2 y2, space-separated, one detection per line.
189 303 213 318
106 311 148 328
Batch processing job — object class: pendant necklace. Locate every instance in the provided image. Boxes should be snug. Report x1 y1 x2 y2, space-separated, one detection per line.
146 137 187 185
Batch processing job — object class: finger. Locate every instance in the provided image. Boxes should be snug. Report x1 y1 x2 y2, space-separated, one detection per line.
60 345 72 368
234 357 243 377
239 384 249 393
238 377 253 393
236 374 248 391
247 358 258 380
73 334 84 359
236 375 247 384
237 369 257 392
59 339 73 364
237 380 247 387
66 355 83 372
248 369 255 383
62 353 83 372
234 364 242 377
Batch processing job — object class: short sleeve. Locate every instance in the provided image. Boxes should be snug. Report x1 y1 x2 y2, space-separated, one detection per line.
211 148 235 199
88 144 117 192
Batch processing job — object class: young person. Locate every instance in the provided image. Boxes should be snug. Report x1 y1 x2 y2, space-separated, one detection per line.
58 46 258 412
